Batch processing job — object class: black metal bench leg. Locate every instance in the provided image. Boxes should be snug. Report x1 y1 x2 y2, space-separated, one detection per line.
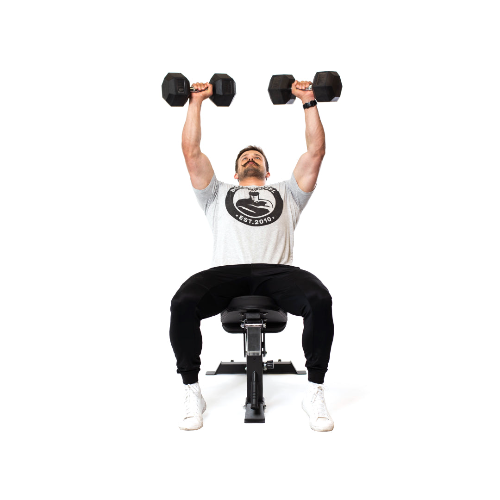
243 323 265 423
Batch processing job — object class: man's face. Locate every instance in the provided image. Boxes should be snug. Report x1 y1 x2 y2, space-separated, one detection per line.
236 150 268 183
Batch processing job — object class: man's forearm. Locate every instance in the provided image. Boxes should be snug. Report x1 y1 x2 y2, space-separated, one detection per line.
181 101 202 156
303 103 326 155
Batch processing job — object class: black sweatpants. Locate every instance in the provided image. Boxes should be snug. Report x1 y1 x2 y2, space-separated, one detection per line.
169 264 334 385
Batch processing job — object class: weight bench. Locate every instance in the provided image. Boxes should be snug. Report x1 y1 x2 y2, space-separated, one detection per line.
206 295 306 423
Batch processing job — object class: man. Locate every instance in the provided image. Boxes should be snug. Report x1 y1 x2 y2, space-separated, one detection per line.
170 79 335 432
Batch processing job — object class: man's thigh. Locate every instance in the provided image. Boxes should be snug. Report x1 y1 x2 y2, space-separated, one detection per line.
171 265 253 319
253 266 332 316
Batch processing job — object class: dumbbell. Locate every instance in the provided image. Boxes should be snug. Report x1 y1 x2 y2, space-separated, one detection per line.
162 73 236 107
268 71 342 105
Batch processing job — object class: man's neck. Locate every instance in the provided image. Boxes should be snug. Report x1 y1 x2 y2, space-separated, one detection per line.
239 178 266 187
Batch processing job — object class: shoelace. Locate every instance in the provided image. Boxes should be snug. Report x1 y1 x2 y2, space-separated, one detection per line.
184 386 202 418
310 386 330 419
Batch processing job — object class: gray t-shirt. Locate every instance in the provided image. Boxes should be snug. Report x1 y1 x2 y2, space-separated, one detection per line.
193 172 316 267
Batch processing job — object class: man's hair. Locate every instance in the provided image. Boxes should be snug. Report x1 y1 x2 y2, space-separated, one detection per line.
235 145 269 173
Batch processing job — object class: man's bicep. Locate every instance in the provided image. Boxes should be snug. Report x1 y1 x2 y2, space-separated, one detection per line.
184 152 215 190
293 151 323 193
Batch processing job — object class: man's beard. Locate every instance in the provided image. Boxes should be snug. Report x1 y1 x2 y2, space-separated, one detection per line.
240 162 265 180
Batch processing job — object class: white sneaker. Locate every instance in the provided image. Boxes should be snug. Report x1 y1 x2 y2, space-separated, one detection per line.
302 384 334 432
179 382 206 431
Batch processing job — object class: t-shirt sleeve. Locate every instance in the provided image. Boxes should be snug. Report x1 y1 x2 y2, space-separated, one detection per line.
192 172 220 214
284 171 316 212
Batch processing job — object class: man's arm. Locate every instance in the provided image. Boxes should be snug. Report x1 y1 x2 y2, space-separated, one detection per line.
292 81 326 193
181 83 215 190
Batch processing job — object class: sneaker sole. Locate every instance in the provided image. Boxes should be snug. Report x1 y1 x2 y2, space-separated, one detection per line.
179 421 203 431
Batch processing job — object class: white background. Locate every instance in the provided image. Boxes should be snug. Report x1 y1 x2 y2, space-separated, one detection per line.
1 0 499 498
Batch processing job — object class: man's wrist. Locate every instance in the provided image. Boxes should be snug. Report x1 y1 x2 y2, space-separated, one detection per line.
188 99 203 109
302 99 317 109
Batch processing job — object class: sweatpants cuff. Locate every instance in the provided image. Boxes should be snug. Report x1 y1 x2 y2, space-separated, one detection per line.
307 370 326 384
180 370 200 385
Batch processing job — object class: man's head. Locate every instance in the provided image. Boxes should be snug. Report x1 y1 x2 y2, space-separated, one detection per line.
234 145 270 186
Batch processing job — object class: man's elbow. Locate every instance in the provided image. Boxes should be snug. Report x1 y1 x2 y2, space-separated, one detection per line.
308 146 326 157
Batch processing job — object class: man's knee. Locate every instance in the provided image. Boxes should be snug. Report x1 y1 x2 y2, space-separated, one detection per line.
308 288 332 307
170 283 203 313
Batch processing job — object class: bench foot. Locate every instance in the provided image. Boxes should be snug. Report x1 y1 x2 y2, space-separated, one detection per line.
244 401 265 423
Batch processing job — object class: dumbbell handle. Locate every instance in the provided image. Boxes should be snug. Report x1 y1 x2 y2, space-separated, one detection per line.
294 84 313 91
189 86 208 93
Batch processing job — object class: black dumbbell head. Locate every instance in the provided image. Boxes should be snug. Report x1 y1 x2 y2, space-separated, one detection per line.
312 71 342 102
162 73 190 107
268 74 296 105
209 74 236 106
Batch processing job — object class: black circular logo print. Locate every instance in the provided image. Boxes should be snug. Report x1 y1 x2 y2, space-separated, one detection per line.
225 185 284 226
